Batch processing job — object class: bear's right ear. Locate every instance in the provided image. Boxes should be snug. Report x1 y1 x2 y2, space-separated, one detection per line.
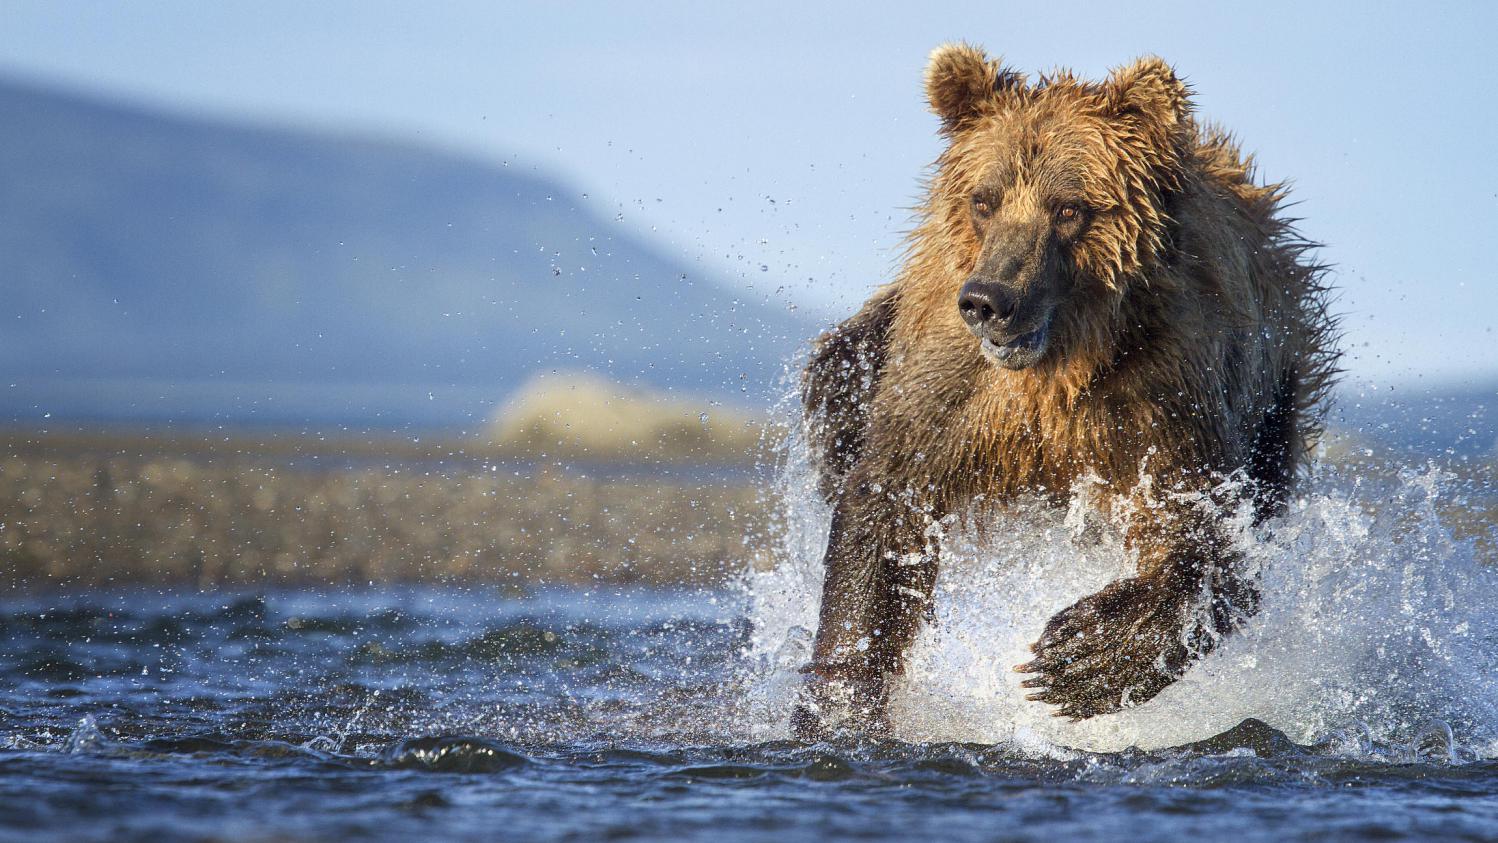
925 43 1022 131
1103 57 1191 133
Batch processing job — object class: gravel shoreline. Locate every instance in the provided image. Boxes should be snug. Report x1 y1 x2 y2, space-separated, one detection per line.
0 440 771 588
7 430 1490 591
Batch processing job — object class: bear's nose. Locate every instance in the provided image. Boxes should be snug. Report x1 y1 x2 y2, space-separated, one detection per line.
958 281 1017 333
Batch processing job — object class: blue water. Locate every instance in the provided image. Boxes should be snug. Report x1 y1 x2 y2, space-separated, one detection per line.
5 582 1498 843
6 449 1498 842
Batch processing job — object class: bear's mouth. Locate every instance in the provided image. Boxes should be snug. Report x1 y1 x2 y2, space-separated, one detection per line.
978 321 1050 370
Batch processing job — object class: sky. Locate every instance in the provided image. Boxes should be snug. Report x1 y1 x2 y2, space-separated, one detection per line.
2 0 1495 388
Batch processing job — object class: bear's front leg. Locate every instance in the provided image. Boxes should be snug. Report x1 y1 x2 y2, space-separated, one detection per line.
1016 499 1259 720
792 481 938 740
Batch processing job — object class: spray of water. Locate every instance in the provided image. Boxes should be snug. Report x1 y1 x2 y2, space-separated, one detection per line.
740 431 1498 757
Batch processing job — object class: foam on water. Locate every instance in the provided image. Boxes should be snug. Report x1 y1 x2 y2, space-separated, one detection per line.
741 437 1498 756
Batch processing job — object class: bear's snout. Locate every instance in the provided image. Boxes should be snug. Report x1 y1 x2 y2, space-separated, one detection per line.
958 278 1054 369
957 280 1018 334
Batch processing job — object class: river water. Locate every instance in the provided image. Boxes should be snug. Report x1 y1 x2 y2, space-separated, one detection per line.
5 463 1498 841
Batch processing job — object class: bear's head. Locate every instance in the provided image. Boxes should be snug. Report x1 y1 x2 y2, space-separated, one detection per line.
923 43 1191 372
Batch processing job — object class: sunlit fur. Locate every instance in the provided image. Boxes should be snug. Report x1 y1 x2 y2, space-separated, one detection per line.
875 43 1338 504
795 43 1339 730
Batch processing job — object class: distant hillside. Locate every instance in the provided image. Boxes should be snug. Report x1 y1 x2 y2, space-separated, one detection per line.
0 77 816 428
1332 378 1498 458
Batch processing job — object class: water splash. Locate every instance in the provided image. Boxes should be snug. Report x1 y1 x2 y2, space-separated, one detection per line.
63 714 108 754
741 441 1498 756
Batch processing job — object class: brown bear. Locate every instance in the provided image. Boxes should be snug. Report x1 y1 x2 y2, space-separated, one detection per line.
792 44 1338 736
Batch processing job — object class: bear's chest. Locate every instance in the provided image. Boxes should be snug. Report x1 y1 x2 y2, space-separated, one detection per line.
945 384 1153 501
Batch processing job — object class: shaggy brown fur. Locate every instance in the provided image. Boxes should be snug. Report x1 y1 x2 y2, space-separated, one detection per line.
793 44 1337 735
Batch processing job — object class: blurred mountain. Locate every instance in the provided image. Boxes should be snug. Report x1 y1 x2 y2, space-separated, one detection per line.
1333 379 1498 459
5 77 1490 458
0 77 816 428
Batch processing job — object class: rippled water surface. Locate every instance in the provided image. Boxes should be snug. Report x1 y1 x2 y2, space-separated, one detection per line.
7 464 1498 841
0 584 1495 843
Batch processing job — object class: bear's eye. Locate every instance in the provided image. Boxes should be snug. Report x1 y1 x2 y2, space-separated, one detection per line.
972 198 993 218
1055 203 1085 223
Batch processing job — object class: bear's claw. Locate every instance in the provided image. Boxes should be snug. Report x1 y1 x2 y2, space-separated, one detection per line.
1014 575 1197 720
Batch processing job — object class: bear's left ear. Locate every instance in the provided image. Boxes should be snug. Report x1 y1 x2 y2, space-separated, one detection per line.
925 42 1024 132
1103 57 1191 131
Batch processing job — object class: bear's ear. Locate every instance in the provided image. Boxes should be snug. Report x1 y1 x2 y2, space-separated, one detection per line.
1103 56 1191 131
925 43 1023 131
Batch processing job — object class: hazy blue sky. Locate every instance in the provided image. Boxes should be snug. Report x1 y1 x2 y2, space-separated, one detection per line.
2 0 1494 387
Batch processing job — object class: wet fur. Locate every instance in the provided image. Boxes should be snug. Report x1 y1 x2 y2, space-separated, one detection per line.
794 44 1338 733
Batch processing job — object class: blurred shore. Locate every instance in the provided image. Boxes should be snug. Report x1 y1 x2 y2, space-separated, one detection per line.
5 425 1494 592
0 429 773 589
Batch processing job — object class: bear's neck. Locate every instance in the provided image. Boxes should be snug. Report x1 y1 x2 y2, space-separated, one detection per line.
878 239 1182 497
